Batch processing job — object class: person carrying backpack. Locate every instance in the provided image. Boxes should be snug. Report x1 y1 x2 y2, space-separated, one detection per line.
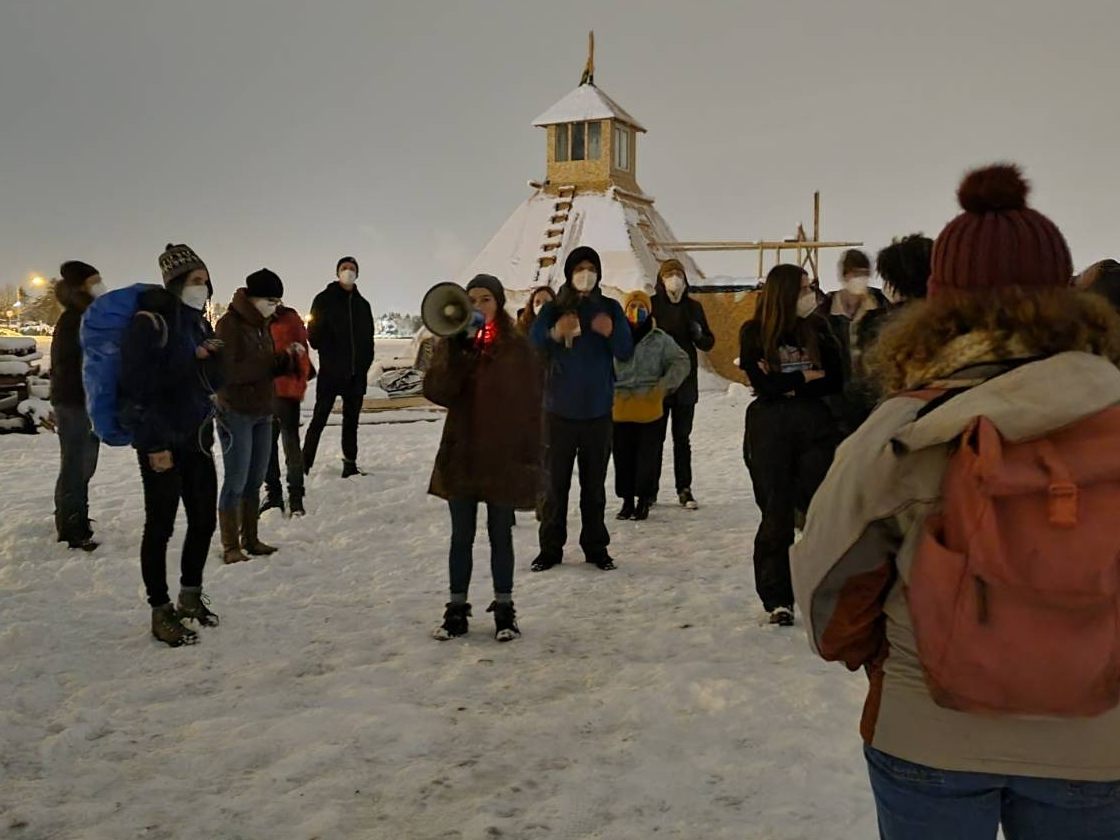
792 164 1120 839
119 244 224 647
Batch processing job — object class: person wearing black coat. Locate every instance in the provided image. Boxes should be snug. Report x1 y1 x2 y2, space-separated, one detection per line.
739 264 843 626
302 256 375 478
51 261 104 551
650 259 715 509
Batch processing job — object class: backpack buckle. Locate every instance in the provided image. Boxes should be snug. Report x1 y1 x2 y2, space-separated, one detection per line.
1048 482 1078 528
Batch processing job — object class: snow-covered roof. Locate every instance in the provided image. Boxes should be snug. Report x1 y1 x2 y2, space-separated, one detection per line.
532 84 646 132
456 186 702 297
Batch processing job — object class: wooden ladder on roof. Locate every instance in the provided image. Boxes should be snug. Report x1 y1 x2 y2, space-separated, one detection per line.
534 185 577 287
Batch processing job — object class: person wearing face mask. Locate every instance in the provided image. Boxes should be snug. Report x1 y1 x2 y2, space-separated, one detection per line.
650 259 716 510
612 290 690 522
214 269 302 564
739 264 843 626
119 243 225 646
516 285 557 336
424 275 542 641
51 260 105 551
303 256 375 479
529 246 634 572
260 303 313 518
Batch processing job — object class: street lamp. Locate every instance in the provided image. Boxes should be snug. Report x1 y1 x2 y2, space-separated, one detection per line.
30 275 45 288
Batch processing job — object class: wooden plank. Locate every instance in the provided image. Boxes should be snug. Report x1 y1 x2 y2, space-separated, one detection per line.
331 395 444 414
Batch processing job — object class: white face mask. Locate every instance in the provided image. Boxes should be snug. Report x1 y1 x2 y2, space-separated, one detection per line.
796 292 818 319
572 269 598 293
180 285 210 311
254 299 279 319
339 269 357 287
843 274 870 296
663 274 686 303
88 281 106 299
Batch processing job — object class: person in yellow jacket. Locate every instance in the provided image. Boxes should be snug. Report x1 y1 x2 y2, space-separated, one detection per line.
612 290 689 521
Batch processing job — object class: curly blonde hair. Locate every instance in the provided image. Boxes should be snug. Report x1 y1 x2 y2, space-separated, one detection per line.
866 287 1120 392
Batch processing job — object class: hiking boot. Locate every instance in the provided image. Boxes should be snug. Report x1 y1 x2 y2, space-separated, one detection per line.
432 602 472 640
530 554 561 573
678 488 699 510
341 460 366 478
616 498 635 520
289 489 306 518
240 498 277 556
67 536 100 552
586 554 618 571
219 509 250 564
260 489 285 516
151 603 198 647
633 499 651 521
177 588 219 627
487 601 521 642
768 607 795 627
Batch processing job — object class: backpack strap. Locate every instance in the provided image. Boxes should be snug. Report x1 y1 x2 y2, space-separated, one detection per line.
136 311 169 350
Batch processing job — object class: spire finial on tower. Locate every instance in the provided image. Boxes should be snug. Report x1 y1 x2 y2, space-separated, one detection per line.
580 31 595 86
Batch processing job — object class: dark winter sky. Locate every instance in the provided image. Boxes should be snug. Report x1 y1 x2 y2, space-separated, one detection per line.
2 0 1118 313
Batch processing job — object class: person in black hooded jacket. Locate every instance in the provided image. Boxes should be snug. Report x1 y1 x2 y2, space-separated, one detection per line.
650 258 715 509
303 256 375 478
51 261 105 551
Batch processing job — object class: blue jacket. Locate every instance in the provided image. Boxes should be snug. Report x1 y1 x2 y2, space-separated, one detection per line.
119 288 221 454
530 289 634 420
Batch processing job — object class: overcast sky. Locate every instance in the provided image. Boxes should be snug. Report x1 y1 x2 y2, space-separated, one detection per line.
2 0 1117 312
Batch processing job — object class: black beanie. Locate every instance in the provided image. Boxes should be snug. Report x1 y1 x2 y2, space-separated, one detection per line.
563 246 603 284
59 260 99 287
466 274 506 309
337 256 359 277
246 268 284 299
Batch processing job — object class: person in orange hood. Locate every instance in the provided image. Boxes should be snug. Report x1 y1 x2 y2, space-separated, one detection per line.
261 305 312 517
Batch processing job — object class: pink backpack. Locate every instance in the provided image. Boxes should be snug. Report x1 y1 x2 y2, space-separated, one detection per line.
908 404 1120 717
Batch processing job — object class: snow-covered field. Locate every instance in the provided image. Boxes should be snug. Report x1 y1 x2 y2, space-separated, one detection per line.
0 388 876 840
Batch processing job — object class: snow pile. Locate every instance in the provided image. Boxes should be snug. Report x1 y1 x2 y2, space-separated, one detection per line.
17 397 54 429
0 336 37 354
0 391 876 838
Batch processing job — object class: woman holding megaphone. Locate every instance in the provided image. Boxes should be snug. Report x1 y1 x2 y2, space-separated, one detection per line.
422 274 543 642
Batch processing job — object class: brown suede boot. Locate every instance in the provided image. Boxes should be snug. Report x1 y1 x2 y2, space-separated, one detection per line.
219 508 250 564
240 497 277 556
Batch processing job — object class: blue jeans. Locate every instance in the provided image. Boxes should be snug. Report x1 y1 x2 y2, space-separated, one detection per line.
866 746 1120 840
53 403 100 541
218 410 273 512
448 499 515 598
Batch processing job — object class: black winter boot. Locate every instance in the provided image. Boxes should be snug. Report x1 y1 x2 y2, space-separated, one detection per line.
260 488 285 516
633 498 651 521
432 602 472 640
487 601 521 642
289 488 306 517
616 498 635 520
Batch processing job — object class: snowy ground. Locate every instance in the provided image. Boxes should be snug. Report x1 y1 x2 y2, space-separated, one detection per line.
0 387 877 840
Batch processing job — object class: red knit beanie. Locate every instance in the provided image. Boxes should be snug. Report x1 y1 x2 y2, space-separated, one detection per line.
928 164 1073 298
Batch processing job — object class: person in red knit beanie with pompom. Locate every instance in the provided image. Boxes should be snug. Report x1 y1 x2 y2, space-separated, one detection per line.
792 163 1120 839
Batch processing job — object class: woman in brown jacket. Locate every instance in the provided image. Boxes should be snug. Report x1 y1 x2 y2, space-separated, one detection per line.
516 285 556 336
215 269 302 563
424 274 542 642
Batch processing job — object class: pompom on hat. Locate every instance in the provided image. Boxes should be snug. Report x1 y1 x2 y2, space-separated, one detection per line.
929 164 1073 297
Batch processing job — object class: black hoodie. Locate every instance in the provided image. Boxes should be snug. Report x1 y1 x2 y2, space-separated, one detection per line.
307 281 375 382
51 282 95 407
650 266 715 405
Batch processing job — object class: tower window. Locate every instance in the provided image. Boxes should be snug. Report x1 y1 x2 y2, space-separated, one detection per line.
613 125 631 171
554 121 603 163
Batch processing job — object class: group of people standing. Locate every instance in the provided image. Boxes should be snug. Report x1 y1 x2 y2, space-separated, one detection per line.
423 247 716 641
49 247 377 646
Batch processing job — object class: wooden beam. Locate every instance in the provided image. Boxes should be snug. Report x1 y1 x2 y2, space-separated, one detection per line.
654 240 862 252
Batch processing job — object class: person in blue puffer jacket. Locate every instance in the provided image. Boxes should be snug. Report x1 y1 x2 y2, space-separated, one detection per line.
529 246 634 572
119 243 224 647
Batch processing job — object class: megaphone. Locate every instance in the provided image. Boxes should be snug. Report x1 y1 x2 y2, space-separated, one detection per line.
421 282 482 338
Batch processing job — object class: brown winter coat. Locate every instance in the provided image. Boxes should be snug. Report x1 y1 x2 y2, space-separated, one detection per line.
424 320 543 509
215 289 290 417
792 289 1120 781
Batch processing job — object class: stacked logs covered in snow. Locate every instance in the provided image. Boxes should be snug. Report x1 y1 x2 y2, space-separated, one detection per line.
0 337 52 433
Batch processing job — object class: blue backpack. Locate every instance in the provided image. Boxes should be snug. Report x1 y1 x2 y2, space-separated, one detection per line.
80 284 166 446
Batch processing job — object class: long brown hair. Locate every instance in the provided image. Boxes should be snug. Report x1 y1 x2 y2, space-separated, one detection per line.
517 285 556 333
754 264 820 366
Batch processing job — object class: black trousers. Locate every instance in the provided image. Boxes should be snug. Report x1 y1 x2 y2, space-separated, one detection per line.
538 413 612 562
653 395 696 494
265 397 304 498
53 403 100 541
744 398 836 612
613 420 663 501
303 373 365 470
137 429 218 608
